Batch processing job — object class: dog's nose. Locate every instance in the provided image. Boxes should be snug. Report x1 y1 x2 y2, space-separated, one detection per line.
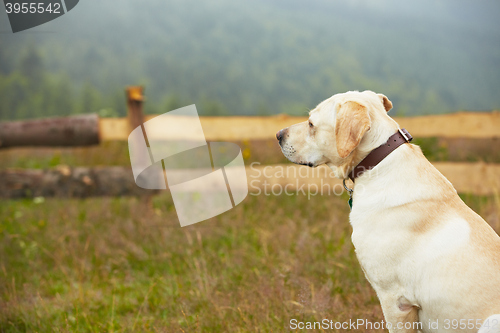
276 130 282 141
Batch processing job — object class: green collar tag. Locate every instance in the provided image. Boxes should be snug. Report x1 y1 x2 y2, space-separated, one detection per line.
343 179 354 211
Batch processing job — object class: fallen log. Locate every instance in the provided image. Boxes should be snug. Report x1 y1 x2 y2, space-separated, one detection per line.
0 114 100 148
0 166 156 198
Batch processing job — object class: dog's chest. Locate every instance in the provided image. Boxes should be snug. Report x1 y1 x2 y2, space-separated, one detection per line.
350 213 472 295
350 222 411 288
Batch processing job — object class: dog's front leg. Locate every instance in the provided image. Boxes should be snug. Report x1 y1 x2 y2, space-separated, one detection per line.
379 294 420 333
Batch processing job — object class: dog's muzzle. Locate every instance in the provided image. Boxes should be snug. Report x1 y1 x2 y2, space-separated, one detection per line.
276 128 286 145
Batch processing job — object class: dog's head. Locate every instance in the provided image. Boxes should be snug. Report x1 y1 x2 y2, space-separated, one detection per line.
277 90 399 178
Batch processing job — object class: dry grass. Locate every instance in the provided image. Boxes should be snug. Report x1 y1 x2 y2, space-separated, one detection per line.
0 192 499 332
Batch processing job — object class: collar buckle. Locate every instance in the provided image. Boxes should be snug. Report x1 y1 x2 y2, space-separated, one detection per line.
399 128 412 142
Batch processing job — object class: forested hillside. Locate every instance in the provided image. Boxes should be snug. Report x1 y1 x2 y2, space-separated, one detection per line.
0 0 499 120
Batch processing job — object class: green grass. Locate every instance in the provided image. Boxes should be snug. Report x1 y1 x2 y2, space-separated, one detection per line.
1 191 499 332
0 193 378 332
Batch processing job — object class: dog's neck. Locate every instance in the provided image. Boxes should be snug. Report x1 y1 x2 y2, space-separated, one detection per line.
348 129 413 181
349 143 456 213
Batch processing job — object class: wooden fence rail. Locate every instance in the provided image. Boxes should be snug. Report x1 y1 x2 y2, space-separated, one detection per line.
0 114 100 148
100 111 500 141
1 112 498 149
1 162 499 198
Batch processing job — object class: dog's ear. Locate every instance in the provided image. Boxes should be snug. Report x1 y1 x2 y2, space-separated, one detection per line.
378 93 393 112
335 101 371 158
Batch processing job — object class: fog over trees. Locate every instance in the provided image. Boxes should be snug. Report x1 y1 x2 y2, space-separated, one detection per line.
0 0 499 120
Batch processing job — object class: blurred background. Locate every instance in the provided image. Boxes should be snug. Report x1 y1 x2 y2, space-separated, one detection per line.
0 0 499 332
1 0 500 119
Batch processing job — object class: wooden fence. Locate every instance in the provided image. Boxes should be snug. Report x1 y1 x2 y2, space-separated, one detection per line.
0 86 499 198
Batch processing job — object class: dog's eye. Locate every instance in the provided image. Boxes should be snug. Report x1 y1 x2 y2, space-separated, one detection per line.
309 121 314 128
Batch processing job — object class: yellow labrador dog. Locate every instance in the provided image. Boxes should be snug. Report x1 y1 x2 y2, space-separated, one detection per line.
276 90 500 333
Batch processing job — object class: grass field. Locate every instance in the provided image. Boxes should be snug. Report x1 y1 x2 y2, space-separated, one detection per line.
1 190 499 332
1 128 499 332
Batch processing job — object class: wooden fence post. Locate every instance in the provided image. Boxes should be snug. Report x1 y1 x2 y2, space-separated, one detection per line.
126 86 145 132
125 86 155 206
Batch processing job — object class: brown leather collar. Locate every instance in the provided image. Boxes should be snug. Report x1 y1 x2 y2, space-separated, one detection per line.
348 128 413 181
